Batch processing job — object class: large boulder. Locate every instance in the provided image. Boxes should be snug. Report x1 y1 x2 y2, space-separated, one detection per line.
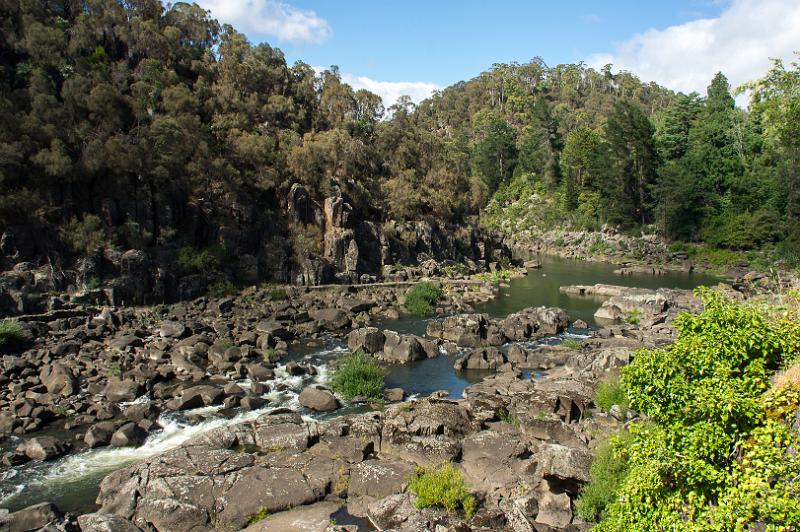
102 380 144 403
426 314 488 347
501 306 570 341
21 436 68 461
6 502 62 532
382 399 472 464
453 347 507 371
347 327 385 354
298 386 339 412
308 308 351 331
380 332 427 364
39 363 78 397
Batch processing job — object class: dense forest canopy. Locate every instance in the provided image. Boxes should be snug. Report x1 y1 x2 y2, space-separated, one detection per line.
1 0 798 268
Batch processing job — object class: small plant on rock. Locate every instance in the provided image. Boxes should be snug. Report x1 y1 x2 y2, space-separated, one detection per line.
330 351 385 400
595 376 628 411
247 507 268 525
0 319 23 347
625 308 642 325
562 338 583 350
409 462 476 518
404 282 443 317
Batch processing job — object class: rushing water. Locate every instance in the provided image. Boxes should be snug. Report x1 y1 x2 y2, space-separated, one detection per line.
0 254 717 516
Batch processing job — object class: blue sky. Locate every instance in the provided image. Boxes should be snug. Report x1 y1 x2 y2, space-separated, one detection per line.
195 0 800 104
274 1 727 85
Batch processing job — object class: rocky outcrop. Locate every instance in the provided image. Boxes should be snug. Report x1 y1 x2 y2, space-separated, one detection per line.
427 307 570 347
561 283 701 325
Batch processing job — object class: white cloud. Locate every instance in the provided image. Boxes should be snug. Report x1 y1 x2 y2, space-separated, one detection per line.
588 0 800 100
195 0 332 44
339 73 441 106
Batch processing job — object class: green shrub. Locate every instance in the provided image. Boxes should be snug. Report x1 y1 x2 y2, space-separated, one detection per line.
625 309 642 325
595 289 800 530
497 407 520 427
330 351 385 400
575 431 633 522
562 338 583 350
247 507 268 525
595 377 628 411
409 462 476 518
0 319 23 347
268 288 287 301
177 244 226 275
207 279 237 298
404 282 443 317
60 214 106 254
473 269 515 283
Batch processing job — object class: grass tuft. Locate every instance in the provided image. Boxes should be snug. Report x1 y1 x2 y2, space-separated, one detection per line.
404 282 443 317
595 376 629 411
330 351 385 400
409 462 476 518
0 319 23 347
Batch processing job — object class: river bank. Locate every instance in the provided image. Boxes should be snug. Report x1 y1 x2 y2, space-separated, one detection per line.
0 255 729 530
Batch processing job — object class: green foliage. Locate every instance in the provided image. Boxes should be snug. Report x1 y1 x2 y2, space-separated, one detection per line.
625 309 642 325
576 431 633 521
85 277 101 290
0 320 23 347
595 290 800 530
330 351 385 400
561 338 583 350
268 288 288 301
497 407 520 427
473 269 516 283
595 377 629 411
207 280 237 298
60 214 106 255
404 282 443 317
177 245 226 275
247 507 268 525
409 462 476 518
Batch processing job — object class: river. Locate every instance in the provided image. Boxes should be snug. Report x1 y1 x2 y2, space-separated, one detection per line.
0 255 718 515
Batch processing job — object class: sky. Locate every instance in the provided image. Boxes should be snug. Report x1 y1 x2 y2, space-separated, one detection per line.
192 0 800 106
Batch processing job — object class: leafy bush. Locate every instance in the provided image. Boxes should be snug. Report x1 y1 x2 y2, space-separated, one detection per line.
595 377 628 411
473 269 516 283
60 214 106 254
562 338 583 350
0 319 23 347
595 289 800 530
207 279 236 298
177 245 226 275
404 282 443 317
330 351 385 400
268 288 287 301
409 462 476 518
625 309 642 324
576 431 633 521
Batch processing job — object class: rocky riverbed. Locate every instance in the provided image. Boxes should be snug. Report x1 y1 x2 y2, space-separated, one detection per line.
0 257 737 531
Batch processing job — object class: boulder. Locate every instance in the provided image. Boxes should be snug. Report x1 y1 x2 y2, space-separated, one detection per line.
347 327 385 354
382 399 472 464
427 314 488 347
348 459 415 499
298 386 339 412
7 502 62 532
21 436 68 461
102 380 144 403
243 501 340 532
110 422 147 447
85 422 117 448
39 363 78 397
454 347 506 370
309 308 351 331
535 488 572 528
158 321 187 339
381 331 426 364
77 512 143 532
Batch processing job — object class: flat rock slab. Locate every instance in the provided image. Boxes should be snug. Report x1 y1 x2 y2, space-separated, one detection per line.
243 501 341 532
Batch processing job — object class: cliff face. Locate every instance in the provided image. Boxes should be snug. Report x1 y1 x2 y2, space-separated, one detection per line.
0 182 509 315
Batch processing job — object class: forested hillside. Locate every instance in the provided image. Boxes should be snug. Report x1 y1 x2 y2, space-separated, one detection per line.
1 1 798 299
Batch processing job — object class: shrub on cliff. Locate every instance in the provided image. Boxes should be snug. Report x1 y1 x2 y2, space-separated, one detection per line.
404 282 443 316
0 319 23 347
594 289 800 529
330 351 385 400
